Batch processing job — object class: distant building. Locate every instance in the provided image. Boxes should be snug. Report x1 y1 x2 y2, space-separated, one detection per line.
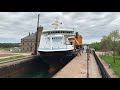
21 26 43 52
9 47 21 52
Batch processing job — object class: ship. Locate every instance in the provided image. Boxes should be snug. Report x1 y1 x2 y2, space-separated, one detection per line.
38 19 81 67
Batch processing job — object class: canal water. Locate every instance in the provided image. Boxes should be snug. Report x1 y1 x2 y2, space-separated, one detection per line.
19 54 76 78
18 56 49 78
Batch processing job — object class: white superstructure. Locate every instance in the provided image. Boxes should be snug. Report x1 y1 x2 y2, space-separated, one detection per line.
38 19 75 52
38 29 75 52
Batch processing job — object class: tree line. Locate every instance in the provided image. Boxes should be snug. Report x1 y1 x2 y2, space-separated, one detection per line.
0 43 20 48
91 30 120 63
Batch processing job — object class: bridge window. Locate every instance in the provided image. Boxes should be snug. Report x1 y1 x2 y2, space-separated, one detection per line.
43 31 74 34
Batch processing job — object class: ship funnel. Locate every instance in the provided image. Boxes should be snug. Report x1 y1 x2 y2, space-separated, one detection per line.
76 32 78 38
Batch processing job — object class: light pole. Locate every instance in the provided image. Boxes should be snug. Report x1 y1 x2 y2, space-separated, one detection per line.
34 14 40 55
87 44 89 78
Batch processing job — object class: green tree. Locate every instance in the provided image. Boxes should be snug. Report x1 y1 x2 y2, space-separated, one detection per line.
91 42 101 51
0 43 20 48
109 30 120 63
100 35 112 54
117 41 120 55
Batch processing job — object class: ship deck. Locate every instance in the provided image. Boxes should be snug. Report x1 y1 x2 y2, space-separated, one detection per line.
38 48 73 52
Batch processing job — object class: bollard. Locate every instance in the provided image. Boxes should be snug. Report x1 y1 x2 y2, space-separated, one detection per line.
108 64 111 68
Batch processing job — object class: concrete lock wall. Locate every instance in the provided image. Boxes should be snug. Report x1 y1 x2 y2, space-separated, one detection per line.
0 60 32 78
0 56 49 78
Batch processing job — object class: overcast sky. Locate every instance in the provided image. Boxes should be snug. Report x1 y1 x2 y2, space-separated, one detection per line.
0 12 120 44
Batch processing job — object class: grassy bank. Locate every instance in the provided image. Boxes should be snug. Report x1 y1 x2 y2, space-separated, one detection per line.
0 55 25 62
101 55 120 77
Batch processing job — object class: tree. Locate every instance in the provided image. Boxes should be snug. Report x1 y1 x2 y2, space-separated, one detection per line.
116 41 120 55
0 43 20 48
100 35 112 54
109 30 120 63
91 42 101 51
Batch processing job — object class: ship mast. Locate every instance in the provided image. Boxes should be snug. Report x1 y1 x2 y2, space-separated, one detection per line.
52 18 62 29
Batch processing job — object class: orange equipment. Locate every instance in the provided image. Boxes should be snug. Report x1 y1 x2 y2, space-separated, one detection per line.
68 32 83 49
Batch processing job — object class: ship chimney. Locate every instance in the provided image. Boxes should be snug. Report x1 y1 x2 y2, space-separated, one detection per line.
76 32 78 38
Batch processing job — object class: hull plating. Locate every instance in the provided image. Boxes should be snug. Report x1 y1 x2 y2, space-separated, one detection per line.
38 50 76 66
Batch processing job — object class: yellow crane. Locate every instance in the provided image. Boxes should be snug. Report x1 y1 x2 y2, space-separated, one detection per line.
68 32 83 50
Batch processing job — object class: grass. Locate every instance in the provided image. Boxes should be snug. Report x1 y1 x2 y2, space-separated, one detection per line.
101 55 120 77
11 51 32 55
0 55 25 62
11 51 31 53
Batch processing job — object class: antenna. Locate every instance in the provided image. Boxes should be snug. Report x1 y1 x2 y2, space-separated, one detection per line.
52 17 62 29
37 14 40 28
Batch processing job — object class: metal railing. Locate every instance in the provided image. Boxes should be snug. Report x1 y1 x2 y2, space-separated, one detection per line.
92 50 111 78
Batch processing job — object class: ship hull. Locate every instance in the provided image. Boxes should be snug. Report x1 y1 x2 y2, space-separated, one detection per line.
38 50 76 67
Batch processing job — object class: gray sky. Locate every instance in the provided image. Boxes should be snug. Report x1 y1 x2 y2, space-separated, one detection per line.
0 12 120 44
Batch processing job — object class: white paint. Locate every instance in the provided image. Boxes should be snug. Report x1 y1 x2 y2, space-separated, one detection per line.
38 29 75 52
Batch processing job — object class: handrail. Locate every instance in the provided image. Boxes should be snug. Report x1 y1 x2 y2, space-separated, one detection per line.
92 50 111 78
